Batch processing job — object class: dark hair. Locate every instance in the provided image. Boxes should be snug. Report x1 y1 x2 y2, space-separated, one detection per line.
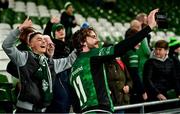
28 31 42 42
72 27 96 53
19 27 36 44
155 40 169 50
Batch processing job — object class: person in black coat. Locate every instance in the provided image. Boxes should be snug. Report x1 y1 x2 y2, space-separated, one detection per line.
60 2 78 50
44 17 79 113
143 40 180 112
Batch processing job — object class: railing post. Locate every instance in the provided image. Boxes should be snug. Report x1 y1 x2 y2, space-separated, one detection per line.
140 105 144 114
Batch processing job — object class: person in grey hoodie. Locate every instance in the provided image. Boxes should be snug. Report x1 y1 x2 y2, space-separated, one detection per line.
2 17 77 113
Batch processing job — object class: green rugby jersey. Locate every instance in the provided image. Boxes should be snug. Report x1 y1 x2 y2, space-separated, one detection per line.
70 47 115 112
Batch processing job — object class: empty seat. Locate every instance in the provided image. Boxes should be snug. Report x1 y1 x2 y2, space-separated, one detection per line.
49 9 60 17
0 23 11 30
0 59 9 73
0 50 9 60
12 23 20 29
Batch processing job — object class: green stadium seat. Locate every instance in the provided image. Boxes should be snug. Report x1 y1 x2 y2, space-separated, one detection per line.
0 9 14 25
49 9 60 17
0 74 16 113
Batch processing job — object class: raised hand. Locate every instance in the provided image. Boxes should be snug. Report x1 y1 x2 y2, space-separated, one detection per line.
18 17 33 31
51 16 60 24
147 8 159 29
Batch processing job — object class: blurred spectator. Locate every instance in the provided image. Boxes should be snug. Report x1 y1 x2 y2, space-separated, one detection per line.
131 19 151 81
136 13 148 28
130 19 142 31
136 12 151 47
43 35 55 58
126 19 151 81
122 28 147 113
168 37 180 96
0 0 9 9
44 18 77 113
103 43 133 113
60 2 78 50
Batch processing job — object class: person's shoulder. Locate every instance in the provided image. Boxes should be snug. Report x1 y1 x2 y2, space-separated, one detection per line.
145 58 155 64
61 11 67 15
166 57 176 63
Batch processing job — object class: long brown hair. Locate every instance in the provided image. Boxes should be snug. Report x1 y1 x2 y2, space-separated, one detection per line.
72 27 97 53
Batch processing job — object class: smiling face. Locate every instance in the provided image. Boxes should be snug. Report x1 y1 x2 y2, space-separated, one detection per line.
29 33 47 55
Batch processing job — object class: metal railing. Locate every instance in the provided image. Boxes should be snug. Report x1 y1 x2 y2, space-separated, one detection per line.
114 98 180 113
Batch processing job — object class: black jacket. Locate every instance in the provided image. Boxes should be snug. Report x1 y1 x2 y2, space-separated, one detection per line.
143 57 179 99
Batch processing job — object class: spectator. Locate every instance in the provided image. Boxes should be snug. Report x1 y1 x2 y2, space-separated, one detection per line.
44 17 75 113
130 19 142 31
105 56 132 113
136 13 148 28
103 43 133 113
69 9 158 113
44 17 71 58
60 1 78 50
122 28 147 113
43 35 55 58
143 40 180 101
2 18 77 113
168 37 180 96
0 0 9 9
143 39 180 112
136 13 151 81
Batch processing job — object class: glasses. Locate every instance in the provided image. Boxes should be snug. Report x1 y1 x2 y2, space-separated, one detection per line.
87 35 97 39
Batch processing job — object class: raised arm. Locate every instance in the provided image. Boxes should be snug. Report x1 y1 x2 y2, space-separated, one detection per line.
2 17 33 67
114 9 158 57
53 49 77 74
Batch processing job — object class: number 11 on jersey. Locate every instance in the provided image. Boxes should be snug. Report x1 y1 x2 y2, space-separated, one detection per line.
73 76 87 106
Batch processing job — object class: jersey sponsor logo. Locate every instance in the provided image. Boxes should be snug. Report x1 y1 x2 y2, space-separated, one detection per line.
42 79 49 91
99 46 112 56
71 66 83 76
